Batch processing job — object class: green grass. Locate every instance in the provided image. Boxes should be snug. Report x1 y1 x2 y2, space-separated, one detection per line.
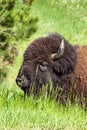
0 84 87 130
31 0 87 44
0 0 87 129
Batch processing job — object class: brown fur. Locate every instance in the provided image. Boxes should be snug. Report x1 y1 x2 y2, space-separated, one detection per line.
74 46 87 103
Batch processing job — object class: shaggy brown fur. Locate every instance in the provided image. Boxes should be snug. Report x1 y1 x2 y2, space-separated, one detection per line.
16 33 87 106
74 46 87 104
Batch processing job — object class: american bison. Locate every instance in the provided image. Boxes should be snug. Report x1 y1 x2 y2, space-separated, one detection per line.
16 33 87 105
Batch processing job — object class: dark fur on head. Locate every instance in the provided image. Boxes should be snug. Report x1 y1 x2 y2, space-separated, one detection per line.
16 33 77 98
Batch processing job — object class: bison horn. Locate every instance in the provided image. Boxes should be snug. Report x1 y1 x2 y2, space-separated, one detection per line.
51 39 65 60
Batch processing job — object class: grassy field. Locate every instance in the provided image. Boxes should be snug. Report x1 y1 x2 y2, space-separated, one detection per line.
0 0 87 130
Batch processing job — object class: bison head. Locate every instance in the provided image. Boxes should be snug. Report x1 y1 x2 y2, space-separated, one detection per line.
16 33 77 94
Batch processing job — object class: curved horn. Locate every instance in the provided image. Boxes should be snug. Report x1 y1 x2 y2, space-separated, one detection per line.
51 39 65 60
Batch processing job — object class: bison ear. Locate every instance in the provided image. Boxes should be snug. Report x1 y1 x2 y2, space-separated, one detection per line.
39 61 48 71
51 39 65 60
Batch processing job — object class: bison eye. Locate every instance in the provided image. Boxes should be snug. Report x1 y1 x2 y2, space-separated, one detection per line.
39 61 48 71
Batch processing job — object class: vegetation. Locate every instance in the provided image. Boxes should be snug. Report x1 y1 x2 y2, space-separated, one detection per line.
0 0 38 82
0 85 87 130
0 0 87 129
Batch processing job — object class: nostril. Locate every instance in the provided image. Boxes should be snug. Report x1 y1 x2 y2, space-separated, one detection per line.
16 78 23 86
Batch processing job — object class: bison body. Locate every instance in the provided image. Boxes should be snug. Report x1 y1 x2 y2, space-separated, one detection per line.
16 33 87 105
